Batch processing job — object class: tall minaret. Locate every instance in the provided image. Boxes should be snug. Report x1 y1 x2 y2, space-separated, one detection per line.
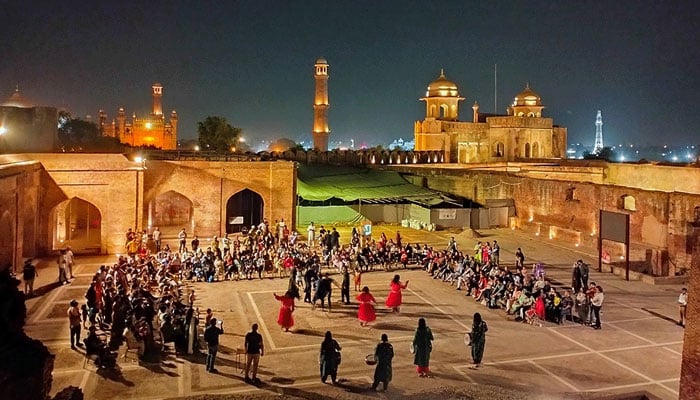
593 110 604 154
312 58 330 151
152 83 163 116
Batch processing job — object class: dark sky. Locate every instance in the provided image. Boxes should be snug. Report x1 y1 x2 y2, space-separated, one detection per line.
2 0 699 147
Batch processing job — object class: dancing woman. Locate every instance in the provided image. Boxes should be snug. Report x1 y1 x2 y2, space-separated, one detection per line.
356 286 377 327
385 274 409 313
273 289 298 332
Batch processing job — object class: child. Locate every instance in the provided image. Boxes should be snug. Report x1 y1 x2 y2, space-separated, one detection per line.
353 267 363 292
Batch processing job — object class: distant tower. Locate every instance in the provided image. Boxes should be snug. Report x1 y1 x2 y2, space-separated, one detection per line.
152 83 163 116
594 110 604 154
312 58 330 151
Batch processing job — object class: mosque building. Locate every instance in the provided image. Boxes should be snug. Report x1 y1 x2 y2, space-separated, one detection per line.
0 86 58 152
413 70 567 163
99 83 178 149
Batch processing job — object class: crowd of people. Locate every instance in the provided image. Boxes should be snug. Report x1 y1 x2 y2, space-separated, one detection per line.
18 216 654 392
422 241 606 329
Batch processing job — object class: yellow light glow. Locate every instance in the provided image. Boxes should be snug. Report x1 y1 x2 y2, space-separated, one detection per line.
194 145 200 151
0 126 6 135
145 122 152 129
134 156 143 163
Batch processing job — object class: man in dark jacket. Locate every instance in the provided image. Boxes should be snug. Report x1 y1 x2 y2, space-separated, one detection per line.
204 318 224 373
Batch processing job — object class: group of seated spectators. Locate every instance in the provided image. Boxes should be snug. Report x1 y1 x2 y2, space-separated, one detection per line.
423 241 599 326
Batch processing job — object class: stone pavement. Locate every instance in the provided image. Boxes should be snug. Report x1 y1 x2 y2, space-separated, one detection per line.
24 226 685 399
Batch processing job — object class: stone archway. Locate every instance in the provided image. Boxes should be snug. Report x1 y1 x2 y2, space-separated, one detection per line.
149 190 194 236
226 189 264 233
50 197 102 252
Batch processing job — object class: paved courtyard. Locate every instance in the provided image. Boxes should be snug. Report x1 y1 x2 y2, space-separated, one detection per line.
26 226 685 399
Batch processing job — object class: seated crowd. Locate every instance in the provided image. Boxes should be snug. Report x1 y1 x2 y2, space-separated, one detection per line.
423 241 600 326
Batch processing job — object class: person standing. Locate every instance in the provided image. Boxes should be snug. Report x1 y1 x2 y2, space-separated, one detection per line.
590 285 605 329
578 261 590 291
385 274 409 313
319 331 342 384
204 318 224 373
515 247 525 268
153 226 161 252
340 268 351 304
274 290 297 332
244 323 264 384
491 240 500 266
371 333 394 391
191 235 200 253
571 261 582 294
412 318 434 377
65 246 75 279
68 299 82 349
307 222 316 247
678 287 688 327
469 312 488 368
356 286 377 327
178 228 187 253
57 249 69 285
22 259 38 296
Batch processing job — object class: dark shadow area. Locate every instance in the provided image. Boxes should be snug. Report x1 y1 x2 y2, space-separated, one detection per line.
95 366 136 386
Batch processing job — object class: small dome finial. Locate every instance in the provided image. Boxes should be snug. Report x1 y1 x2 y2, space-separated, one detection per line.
440 68 445 78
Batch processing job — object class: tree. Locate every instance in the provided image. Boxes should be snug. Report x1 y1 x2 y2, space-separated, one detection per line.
197 116 241 152
57 111 122 152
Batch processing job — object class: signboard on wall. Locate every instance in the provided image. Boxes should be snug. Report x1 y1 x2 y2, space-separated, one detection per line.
600 210 629 243
229 216 244 225
438 209 457 220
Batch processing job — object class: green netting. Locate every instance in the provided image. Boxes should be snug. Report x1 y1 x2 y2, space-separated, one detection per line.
297 165 449 205
296 206 365 227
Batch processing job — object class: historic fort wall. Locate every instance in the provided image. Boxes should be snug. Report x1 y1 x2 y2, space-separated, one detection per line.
393 162 700 277
0 154 297 259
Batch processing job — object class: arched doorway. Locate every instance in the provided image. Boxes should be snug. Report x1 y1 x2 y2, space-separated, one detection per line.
149 191 194 236
525 143 531 158
51 198 101 252
226 189 264 233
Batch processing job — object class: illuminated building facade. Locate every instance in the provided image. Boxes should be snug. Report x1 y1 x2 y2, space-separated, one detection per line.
414 71 567 163
100 83 178 149
312 58 330 151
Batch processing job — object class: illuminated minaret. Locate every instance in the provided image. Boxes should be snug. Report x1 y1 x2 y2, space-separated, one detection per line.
593 110 604 154
312 58 330 151
152 83 163 116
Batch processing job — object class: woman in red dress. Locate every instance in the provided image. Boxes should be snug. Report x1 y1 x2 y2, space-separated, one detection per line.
385 274 409 313
274 289 297 332
356 286 377 327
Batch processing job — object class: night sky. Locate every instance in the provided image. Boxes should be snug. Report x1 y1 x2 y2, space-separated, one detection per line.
2 0 699 148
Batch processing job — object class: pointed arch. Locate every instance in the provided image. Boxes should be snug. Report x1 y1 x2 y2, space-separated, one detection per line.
525 143 531 158
50 197 102 252
149 190 194 236
226 189 264 233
